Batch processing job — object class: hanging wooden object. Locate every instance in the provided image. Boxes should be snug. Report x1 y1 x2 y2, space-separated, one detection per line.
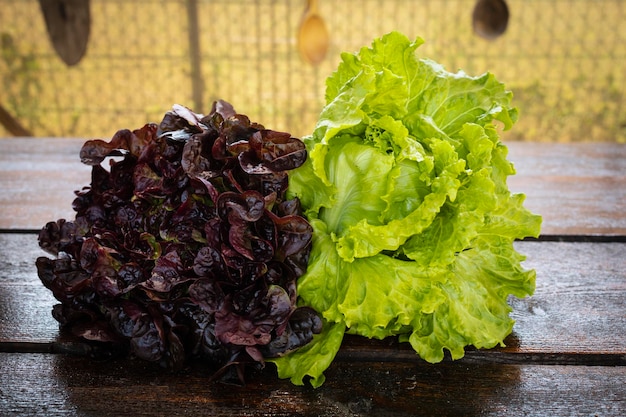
472 0 509 40
297 0 329 66
38 0 91 66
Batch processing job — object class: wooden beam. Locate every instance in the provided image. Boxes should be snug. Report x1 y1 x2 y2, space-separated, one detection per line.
0 104 33 136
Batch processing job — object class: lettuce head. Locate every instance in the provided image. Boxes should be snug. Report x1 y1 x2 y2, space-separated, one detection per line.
270 31 541 387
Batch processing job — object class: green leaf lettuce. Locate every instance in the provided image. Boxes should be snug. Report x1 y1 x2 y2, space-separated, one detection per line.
270 31 541 387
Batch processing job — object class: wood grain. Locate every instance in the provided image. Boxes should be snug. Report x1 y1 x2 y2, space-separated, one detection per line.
0 138 90 230
506 142 626 237
1 139 625 236
1 352 624 417
0 140 625 416
2 233 624 364
0 234 62 343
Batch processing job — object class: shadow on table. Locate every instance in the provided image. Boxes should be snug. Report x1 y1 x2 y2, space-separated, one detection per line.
49 352 522 416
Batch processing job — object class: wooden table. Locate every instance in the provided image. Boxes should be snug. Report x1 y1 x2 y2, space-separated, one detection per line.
1 138 624 416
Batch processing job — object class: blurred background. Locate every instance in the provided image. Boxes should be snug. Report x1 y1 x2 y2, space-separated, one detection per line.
1 0 624 142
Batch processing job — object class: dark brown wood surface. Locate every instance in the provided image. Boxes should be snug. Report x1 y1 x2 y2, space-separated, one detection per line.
2 352 624 417
506 142 626 237
2 233 624 361
1 138 625 235
0 138 625 416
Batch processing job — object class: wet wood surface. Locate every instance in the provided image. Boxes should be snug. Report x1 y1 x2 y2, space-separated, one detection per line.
1 138 625 235
0 138 625 416
2 233 624 362
2 352 624 417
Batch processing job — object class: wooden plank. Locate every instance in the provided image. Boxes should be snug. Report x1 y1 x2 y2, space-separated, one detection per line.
2 233 625 362
507 142 626 237
0 138 90 230
506 240 626 355
1 139 625 236
0 233 61 343
0 352 624 417
340 241 626 365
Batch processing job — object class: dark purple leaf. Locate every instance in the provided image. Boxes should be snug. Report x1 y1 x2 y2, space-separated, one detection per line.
188 279 223 314
36 100 320 383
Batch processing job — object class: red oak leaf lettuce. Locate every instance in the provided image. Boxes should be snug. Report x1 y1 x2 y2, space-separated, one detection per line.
37 101 321 382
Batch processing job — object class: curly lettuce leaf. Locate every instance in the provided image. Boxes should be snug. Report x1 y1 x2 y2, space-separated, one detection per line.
280 31 541 386
269 319 344 388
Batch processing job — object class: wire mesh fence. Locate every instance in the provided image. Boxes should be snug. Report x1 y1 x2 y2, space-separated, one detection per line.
1 0 625 142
